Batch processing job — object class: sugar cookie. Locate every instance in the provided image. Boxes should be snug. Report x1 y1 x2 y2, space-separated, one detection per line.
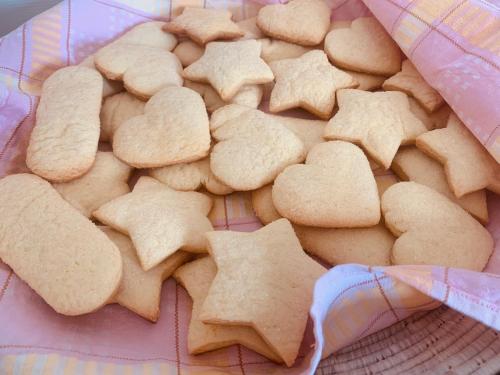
53 151 132 218
272 141 380 227
100 92 145 141
174 256 282 362
0 174 122 315
150 156 233 195
382 182 493 271
416 114 500 197
201 219 326 366
26 66 103 182
324 17 401 75
94 176 213 271
210 107 305 190
113 86 210 168
257 0 331 46
184 80 262 112
383 60 443 112
392 147 488 223
324 89 427 169
102 227 191 322
183 40 274 101
173 40 204 67
163 8 243 44
269 50 356 119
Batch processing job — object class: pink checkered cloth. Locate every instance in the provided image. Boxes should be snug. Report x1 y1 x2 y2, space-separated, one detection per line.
0 1 499 374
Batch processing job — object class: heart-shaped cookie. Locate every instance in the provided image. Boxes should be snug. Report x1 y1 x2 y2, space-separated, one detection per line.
95 44 183 100
382 182 493 271
113 86 210 168
272 141 380 227
210 107 305 191
324 17 402 75
257 0 331 46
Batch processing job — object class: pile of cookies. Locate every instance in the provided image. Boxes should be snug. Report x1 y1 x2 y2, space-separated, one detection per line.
0 0 498 367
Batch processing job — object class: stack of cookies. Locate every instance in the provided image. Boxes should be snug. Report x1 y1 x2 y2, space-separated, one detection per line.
0 0 498 367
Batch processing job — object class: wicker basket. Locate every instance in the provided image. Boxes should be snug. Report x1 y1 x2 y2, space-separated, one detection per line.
318 306 500 375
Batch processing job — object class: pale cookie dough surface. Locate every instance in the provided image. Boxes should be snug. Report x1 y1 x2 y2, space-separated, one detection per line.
174 256 282 362
257 0 331 46
344 70 385 91
163 8 243 45
103 227 191 322
259 38 313 63
115 21 177 50
26 66 103 182
0 174 122 316
53 151 132 218
324 17 402 75
272 141 380 228
95 44 183 100
210 107 305 191
382 182 493 271
416 114 500 197
324 89 427 169
383 60 444 113
173 40 204 67
79 54 123 97
269 50 356 119
94 176 213 271
100 92 145 141
201 219 326 366
183 39 274 101
252 176 396 266
392 147 488 223
184 80 263 112
210 104 326 154
150 156 233 195
237 17 264 40
113 86 211 168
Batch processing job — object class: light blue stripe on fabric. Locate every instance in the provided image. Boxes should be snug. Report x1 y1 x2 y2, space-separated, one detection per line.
11 354 26 375
31 354 48 374
53 355 67 375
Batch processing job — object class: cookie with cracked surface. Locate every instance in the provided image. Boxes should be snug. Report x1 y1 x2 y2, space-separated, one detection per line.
324 89 427 169
26 66 103 182
94 176 213 271
269 50 356 119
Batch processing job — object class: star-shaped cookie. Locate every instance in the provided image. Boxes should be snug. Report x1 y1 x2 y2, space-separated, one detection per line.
163 8 243 45
93 176 213 271
416 114 500 197
324 89 427 168
183 40 274 101
200 219 326 366
102 227 191 322
383 60 444 113
269 50 356 119
174 256 282 362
